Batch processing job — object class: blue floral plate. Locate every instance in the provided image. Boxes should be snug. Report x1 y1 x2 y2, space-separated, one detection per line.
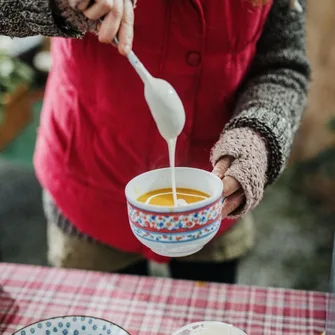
12 316 130 335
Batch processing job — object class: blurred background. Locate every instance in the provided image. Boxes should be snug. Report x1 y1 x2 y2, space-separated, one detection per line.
0 1 334 292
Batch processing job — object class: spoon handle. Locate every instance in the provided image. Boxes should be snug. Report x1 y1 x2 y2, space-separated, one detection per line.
113 37 152 84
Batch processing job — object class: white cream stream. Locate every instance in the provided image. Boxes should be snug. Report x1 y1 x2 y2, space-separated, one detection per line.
167 138 178 206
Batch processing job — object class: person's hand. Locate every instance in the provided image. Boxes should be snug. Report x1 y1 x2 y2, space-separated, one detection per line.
69 0 134 55
211 128 269 218
212 157 245 217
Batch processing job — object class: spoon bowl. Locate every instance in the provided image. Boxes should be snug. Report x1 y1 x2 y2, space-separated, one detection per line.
126 50 185 140
144 77 185 140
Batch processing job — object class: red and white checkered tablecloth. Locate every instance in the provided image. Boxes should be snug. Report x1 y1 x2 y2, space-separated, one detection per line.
0 263 327 335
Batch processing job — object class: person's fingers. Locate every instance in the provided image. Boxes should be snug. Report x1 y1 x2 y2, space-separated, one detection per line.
84 0 112 20
212 156 233 179
117 0 134 54
77 0 91 11
98 0 123 44
222 175 241 197
221 189 245 217
69 0 90 11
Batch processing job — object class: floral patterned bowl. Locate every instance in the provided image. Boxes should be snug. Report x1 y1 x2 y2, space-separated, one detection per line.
125 167 224 257
13 316 130 335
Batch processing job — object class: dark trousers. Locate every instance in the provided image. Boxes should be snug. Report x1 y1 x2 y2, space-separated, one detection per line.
119 259 238 284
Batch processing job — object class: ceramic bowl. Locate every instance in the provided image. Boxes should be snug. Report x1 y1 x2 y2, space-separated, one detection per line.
13 316 130 335
125 167 224 257
172 321 247 335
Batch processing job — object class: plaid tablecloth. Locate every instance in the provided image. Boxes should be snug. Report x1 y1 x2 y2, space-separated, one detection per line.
0 263 327 335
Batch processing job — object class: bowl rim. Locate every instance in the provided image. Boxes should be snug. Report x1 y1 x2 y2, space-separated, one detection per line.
125 167 223 213
171 321 247 335
12 315 131 335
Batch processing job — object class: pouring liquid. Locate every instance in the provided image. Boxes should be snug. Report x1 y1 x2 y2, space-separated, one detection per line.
143 79 187 207
167 139 178 206
169 140 188 207
125 49 186 207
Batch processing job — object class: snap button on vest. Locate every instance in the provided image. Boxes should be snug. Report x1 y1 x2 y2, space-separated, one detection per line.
186 51 201 66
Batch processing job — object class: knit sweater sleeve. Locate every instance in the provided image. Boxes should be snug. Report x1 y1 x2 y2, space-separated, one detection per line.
225 0 311 185
0 0 137 39
0 0 82 38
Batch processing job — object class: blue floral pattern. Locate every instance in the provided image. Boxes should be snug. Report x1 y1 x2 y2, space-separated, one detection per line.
127 198 222 231
127 197 223 243
132 220 221 243
14 316 130 335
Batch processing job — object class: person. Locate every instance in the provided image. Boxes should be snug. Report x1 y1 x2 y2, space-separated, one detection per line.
0 0 310 283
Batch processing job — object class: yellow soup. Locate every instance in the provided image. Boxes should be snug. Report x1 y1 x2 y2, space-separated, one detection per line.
137 188 210 206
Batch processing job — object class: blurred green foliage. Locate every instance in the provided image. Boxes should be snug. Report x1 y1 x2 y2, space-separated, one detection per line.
0 52 34 108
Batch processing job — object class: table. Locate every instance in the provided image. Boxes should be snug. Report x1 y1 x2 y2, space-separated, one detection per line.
0 263 327 335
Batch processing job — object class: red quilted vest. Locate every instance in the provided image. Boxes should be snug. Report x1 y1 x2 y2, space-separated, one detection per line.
34 0 272 262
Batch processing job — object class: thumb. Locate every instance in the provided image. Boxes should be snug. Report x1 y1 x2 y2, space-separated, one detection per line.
212 156 233 179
